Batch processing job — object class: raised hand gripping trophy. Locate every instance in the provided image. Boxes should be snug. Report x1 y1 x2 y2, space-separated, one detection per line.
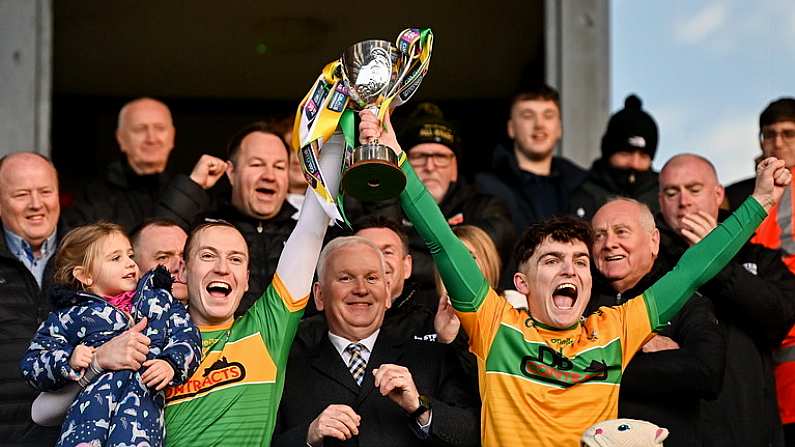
292 29 433 220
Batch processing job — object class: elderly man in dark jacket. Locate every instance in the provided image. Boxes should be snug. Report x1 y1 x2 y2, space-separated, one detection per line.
658 153 795 447
156 121 296 316
589 197 725 446
62 97 177 233
349 104 515 291
0 152 61 445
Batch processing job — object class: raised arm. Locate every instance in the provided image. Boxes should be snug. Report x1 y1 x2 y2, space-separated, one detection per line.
644 158 791 328
358 111 488 312
154 155 226 230
276 133 344 303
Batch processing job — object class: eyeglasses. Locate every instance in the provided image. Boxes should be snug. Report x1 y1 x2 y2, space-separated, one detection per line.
407 153 455 168
760 129 795 144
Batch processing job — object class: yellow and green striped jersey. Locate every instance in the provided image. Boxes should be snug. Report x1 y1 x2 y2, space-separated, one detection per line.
398 159 766 446
164 274 307 447
461 287 652 446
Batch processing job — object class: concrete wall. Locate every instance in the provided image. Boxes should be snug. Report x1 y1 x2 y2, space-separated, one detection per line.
546 0 610 168
0 0 51 156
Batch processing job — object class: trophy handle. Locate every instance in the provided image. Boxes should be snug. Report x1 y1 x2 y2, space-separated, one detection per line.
365 106 381 145
385 52 413 100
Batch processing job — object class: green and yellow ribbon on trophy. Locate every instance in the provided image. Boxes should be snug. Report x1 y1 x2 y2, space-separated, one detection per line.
292 28 433 222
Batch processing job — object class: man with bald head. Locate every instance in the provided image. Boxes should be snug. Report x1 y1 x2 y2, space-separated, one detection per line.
63 97 177 233
0 152 60 444
589 197 724 446
658 153 795 447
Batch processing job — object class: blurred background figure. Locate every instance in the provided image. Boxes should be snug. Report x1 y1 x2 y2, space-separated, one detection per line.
571 94 660 220
63 98 177 233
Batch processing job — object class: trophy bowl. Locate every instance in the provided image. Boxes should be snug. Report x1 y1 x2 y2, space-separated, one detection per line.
340 40 407 202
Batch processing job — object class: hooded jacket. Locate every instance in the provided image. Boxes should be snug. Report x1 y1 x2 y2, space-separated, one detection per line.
569 157 660 221
20 267 201 447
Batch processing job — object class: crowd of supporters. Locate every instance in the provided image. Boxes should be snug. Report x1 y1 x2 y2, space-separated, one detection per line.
2 87 795 447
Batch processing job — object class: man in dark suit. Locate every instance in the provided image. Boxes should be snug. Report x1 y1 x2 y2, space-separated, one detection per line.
272 236 479 447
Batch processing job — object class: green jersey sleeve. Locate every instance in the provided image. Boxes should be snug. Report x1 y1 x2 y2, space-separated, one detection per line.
643 196 767 329
398 160 490 311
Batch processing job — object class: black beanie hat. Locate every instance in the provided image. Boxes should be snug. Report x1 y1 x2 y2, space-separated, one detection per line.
398 103 460 157
601 94 659 160
759 97 795 129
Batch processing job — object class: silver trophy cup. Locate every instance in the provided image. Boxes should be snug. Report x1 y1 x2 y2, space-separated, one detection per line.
340 40 406 202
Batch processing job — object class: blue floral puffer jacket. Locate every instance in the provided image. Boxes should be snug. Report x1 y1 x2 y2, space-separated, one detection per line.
20 266 201 447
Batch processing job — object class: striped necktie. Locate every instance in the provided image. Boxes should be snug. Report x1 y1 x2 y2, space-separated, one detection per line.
345 343 366 386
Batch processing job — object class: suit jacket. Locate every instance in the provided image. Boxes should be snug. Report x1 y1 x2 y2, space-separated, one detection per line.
272 325 480 447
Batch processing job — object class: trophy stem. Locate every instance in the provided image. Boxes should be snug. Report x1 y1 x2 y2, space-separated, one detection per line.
341 142 406 202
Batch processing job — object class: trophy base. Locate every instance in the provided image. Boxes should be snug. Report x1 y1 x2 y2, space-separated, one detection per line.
342 143 406 202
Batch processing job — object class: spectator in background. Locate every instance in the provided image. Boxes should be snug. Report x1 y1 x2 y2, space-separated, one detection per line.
156 121 295 316
272 112 313 220
570 94 660 220
63 97 177 233
272 236 480 447
657 153 795 447
725 98 795 445
726 97 795 221
434 225 510 345
131 218 188 303
0 152 61 445
476 84 587 235
351 103 515 291
589 197 724 446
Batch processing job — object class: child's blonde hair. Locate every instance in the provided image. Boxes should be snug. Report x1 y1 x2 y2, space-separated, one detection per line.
55 222 128 289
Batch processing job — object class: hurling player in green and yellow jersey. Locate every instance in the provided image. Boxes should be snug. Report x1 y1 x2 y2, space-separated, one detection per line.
164 134 344 446
359 109 791 446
